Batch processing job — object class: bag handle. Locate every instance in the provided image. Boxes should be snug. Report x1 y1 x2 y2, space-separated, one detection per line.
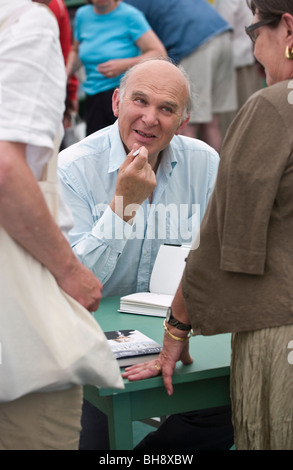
41 132 61 184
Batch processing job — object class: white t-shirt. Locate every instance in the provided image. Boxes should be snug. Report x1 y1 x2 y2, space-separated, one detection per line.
0 0 73 233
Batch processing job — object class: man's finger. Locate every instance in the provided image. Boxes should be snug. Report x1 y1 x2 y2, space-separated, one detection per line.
131 147 150 171
121 144 145 167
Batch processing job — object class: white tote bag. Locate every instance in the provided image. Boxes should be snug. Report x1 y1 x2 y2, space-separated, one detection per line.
0 136 124 402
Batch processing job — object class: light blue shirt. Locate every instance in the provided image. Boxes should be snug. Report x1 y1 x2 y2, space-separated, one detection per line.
58 121 219 297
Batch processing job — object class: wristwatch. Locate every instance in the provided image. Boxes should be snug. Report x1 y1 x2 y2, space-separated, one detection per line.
166 307 192 331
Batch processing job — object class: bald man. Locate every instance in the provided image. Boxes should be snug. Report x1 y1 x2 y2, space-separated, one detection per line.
58 58 233 450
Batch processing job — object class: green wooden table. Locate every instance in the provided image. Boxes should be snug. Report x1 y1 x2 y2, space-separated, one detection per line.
84 296 231 450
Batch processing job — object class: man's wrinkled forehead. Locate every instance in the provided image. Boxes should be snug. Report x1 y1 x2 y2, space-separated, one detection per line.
124 64 188 99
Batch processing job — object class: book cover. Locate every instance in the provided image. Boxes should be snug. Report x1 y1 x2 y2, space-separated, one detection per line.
105 329 162 367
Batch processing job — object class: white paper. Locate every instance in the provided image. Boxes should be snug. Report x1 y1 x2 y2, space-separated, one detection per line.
149 244 190 295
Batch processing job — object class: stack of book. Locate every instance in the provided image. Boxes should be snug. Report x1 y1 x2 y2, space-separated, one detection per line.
119 244 190 317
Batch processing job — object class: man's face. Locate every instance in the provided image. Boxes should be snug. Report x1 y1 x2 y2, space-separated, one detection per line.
112 61 189 165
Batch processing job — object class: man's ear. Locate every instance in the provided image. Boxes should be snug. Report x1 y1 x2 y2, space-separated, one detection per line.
112 88 120 117
175 115 190 135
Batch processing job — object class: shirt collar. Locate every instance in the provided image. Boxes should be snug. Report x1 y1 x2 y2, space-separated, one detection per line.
108 120 178 174
108 120 127 173
160 142 178 175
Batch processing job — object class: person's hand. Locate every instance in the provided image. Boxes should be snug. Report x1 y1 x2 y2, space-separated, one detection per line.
110 145 157 222
98 59 128 78
57 260 103 312
63 98 79 129
122 328 193 396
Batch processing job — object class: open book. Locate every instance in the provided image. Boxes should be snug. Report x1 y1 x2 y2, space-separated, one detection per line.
119 244 190 317
104 329 162 367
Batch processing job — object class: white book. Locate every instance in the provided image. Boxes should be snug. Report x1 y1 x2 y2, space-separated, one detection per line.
119 244 190 317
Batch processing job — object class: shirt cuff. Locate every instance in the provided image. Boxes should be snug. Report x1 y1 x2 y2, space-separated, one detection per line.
220 245 266 275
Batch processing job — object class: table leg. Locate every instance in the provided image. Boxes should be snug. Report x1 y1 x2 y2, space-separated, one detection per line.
108 393 134 450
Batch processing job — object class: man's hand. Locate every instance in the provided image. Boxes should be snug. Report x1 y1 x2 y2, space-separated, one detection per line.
57 259 103 312
110 145 157 222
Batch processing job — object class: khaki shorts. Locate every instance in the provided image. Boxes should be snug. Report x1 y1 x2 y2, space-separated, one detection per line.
180 32 237 123
0 385 82 450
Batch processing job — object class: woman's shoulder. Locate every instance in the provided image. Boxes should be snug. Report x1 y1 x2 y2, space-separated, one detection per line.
229 80 293 149
75 4 93 20
248 80 293 109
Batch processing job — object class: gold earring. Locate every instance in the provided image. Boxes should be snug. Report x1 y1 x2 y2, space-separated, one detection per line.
285 46 293 59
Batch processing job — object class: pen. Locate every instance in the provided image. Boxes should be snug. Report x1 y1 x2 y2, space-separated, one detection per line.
133 147 142 157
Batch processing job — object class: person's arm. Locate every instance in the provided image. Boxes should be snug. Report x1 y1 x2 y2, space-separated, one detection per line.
122 281 193 396
49 2 79 126
97 29 167 78
0 141 102 312
66 39 83 78
59 144 156 284
135 28 167 60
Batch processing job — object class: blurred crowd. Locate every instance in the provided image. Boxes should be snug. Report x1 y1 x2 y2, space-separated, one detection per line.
61 0 264 150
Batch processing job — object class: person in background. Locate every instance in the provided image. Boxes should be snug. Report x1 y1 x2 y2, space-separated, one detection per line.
58 57 233 451
0 0 102 450
48 0 79 131
124 0 237 153
123 0 293 451
66 0 166 135
213 0 264 138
